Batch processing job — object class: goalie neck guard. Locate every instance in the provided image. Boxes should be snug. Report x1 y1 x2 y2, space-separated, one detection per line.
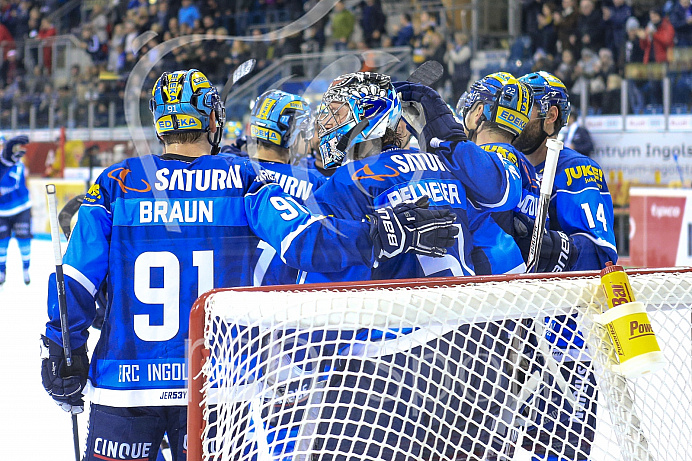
317 72 402 169
149 69 225 151
456 71 534 139
249 89 313 149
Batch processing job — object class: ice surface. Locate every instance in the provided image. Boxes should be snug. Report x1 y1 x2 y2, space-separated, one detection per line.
0 239 95 459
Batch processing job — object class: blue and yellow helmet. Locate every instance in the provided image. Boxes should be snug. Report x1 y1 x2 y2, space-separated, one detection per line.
149 69 225 149
519 71 571 129
317 72 402 169
223 120 244 141
457 71 533 138
249 89 312 149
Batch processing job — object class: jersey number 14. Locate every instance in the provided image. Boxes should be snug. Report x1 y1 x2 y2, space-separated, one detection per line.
581 202 608 231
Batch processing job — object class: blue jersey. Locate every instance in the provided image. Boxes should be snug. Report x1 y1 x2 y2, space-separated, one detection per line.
45 153 378 408
0 161 31 217
299 155 336 178
301 144 521 283
467 143 539 275
251 161 326 285
536 146 617 270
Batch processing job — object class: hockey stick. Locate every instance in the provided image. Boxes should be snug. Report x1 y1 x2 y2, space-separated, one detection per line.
46 184 81 461
220 58 257 104
58 194 85 240
500 139 564 455
406 60 444 86
526 138 563 273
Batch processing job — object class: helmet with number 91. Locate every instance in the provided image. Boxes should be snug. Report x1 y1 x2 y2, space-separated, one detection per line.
317 72 402 169
456 71 533 139
519 71 571 131
149 69 226 152
249 90 313 149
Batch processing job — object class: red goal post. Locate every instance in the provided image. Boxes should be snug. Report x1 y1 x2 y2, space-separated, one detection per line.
188 268 692 461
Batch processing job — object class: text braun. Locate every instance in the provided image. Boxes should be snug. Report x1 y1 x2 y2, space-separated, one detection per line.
140 200 213 224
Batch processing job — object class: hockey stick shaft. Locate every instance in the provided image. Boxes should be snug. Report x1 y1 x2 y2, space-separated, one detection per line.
47 184 73 366
46 184 81 461
526 139 562 273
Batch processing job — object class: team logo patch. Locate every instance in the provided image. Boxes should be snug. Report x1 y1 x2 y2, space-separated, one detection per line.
284 100 304 111
250 125 282 145
497 107 528 131
108 167 152 193
351 164 400 182
85 184 101 203
190 71 211 91
256 98 278 121
156 115 202 132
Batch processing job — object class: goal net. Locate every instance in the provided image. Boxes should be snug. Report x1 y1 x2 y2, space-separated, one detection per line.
188 268 692 461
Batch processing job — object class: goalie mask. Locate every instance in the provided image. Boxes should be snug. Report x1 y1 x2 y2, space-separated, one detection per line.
249 90 313 149
456 71 533 140
149 69 225 153
519 71 571 131
317 72 402 169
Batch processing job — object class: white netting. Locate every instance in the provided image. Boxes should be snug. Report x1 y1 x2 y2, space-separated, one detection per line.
192 271 692 461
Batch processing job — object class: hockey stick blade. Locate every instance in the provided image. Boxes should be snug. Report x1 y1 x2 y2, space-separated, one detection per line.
221 59 256 103
407 60 444 86
526 139 563 273
58 194 85 240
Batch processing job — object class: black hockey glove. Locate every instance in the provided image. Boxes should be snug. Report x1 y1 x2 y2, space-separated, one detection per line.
513 213 579 272
40 335 89 414
0 135 29 166
368 196 458 261
393 82 467 151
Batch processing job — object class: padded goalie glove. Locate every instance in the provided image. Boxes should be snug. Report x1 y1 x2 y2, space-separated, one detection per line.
393 82 467 151
0 135 29 167
513 213 579 272
40 335 89 414
368 196 458 260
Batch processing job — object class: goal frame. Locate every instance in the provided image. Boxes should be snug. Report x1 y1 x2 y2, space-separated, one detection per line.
187 267 690 461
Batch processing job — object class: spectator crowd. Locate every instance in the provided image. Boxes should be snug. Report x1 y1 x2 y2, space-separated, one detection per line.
0 0 690 130
517 0 692 114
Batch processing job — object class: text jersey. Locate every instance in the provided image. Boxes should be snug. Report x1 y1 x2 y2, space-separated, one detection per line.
45 153 376 407
251 161 326 285
468 143 539 274
0 161 31 217
536 146 618 270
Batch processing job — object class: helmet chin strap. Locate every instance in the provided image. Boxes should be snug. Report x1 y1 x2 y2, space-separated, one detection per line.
209 128 222 155
521 120 548 156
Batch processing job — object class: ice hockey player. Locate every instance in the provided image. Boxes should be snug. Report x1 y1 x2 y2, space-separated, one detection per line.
246 89 327 285
514 70 616 272
0 134 28 181
39 68 458 461
285 71 522 460
456 71 539 274
0 135 31 286
301 71 522 283
512 70 618 461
